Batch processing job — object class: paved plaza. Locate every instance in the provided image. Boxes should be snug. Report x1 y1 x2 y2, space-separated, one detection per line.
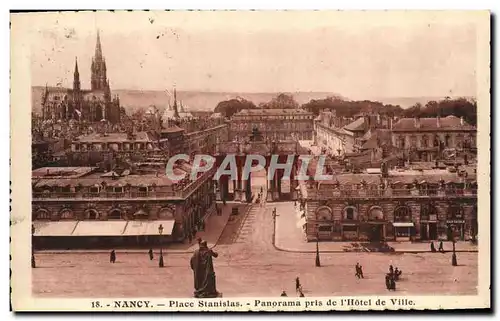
33 201 478 298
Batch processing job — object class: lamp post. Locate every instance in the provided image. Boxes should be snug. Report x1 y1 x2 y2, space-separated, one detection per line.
31 224 36 268
158 224 164 268
315 231 321 267
451 227 458 266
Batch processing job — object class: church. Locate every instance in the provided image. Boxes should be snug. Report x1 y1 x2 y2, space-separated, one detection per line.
40 30 121 124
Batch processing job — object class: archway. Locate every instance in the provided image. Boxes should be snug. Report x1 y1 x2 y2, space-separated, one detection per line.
59 208 74 220
420 203 438 240
343 206 358 220
368 206 384 221
108 208 123 220
35 208 51 220
85 209 100 220
394 206 412 222
158 207 175 220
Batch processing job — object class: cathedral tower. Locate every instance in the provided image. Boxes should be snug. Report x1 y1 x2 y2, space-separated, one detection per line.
91 30 108 91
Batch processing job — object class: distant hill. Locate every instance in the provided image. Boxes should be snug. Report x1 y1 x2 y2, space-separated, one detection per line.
31 86 473 114
31 86 346 114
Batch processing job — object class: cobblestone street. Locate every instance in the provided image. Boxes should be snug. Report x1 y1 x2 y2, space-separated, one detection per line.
33 202 478 298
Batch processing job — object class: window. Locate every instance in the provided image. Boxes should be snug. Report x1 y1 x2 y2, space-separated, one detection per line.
421 204 437 221
410 136 417 148
394 206 412 222
86 209 99 220
35 209 50 220
108 209 122 220
343 206 357 220
421 135 428 148
448 205 464 220
60 209 73 220
318 225 333 232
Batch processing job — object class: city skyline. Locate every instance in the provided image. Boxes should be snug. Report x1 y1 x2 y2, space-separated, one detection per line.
30 11 478 99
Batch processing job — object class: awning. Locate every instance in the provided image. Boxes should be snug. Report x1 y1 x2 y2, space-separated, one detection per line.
72 221 128 236
122 220 175 236
296 217 307 228
33 221 78 236
393 222 414 228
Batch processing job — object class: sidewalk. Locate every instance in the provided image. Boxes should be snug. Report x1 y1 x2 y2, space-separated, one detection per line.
274 202 478 253
39 203 247 254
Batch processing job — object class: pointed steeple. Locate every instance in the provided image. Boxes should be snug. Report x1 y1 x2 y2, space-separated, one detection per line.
73 57 80 91
95 29 103 60
173 87 180 118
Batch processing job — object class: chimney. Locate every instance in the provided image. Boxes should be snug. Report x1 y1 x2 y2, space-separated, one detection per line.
460 116 464 126
436 116 441 128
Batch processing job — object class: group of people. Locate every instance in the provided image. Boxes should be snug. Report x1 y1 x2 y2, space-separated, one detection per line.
385 265 403 291
355 262 364 279
430 241 445 253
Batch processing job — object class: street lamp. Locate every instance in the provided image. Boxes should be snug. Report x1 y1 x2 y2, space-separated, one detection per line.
315 231 321 267
158 224 164 268
31 224 36 268
451 226 458 266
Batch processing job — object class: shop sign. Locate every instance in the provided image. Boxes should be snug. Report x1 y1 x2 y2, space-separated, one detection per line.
447 220 465 224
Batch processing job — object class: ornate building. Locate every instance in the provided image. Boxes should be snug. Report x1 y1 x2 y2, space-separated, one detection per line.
229 109 314 141
40 31 121 124
299 164 477 242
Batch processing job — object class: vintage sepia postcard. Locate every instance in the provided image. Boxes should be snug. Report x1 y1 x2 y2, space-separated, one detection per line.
10 10 490 311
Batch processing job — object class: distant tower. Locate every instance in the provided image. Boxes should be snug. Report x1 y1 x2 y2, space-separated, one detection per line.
73 57 82 119
73 57 81 91
172 88 180 118
91 30 108 91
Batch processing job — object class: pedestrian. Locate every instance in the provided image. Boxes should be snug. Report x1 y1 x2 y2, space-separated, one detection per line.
385 274 391 290
299 290 305 297
438 241 444 252
355 263 364 279
148 248 154 261
260 186 263 194
110 250 116 263
430 241 436 252
295 277 301 292
280 290 288 297
390 276 397 291
389 265 394 276
394 267 402 281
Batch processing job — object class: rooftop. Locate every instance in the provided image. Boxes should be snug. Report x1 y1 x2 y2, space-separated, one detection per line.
32 167 96 179
234 108 313 116
392 116 476 132
75 132 156 143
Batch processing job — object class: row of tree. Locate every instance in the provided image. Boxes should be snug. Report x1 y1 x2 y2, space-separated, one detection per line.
214 93 477 126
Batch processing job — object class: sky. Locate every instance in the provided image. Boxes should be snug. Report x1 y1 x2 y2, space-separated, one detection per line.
24 11 480 99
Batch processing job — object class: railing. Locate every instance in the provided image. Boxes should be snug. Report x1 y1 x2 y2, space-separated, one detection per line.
33 168 218 201
314 188 477 199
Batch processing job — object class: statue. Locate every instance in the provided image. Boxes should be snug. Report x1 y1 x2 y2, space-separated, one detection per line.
190 241 220 298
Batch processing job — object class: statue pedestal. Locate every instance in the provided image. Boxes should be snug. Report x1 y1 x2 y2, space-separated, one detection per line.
267 190 274 202
193 291 223 299
216 189 222 201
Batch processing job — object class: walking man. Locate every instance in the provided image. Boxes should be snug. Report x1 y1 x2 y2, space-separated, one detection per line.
438 241 444 252
355 263 364 279
110 250 116 264
148 248 154 261
295 277 301 293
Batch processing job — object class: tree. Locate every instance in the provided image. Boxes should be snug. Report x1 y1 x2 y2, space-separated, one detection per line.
261 93 299 109
214 97 257 117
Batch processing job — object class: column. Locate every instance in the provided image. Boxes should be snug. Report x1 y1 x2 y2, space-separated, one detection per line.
266 159 273 202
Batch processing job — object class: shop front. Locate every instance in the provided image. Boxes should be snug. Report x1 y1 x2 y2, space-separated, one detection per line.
341 222 359 241
419 203 439 240
447 204 465 241
393 222 414 241
393 206 414 241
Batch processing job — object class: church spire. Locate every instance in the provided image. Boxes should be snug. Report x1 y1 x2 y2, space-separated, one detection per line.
73 57 80 91
95 29 103 60
173 87 180 118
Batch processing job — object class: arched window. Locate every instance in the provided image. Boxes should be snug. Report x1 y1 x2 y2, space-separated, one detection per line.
368 206 384 221
35 209 51 220
394 206 412 222
59 209 74 220
86 209 100 220
343 206 357 220
108 209 122 220
316 206 333 221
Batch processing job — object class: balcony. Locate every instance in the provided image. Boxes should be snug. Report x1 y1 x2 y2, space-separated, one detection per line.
315 188 477 200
